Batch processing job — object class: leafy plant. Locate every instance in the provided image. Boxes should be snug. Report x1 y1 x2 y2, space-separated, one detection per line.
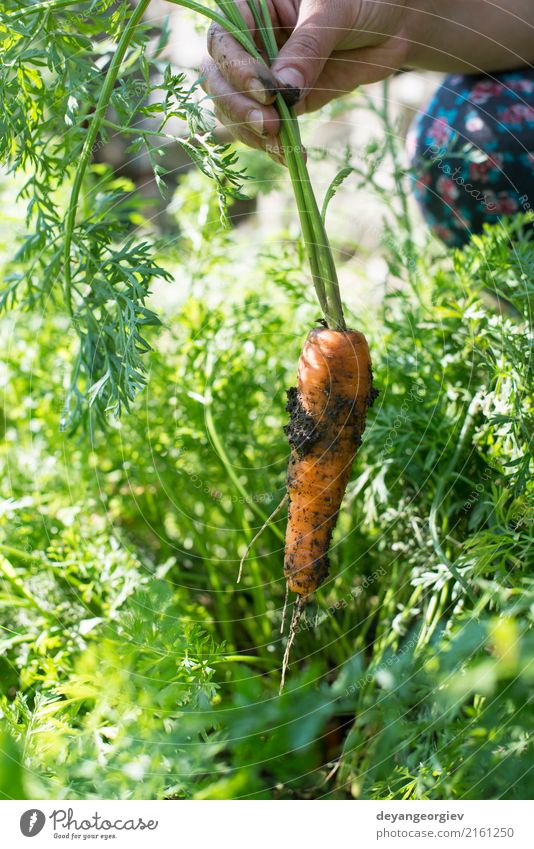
0 2 532 802
1 183 532 796
0 0 350 428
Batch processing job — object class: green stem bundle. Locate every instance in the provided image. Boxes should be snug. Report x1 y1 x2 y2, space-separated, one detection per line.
240 0 346 329
63 0 347 330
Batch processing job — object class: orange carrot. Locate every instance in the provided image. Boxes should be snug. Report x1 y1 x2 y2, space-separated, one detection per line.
284 326 378 596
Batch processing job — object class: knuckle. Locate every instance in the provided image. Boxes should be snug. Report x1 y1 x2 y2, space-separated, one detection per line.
292 28 323 59
207 22 225 55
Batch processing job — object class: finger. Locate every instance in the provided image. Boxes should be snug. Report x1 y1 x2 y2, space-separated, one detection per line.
271 0 355 103
232 0 292 53
215 107 286 166
201 60 280 139
206 22 277 106
214 106 264 149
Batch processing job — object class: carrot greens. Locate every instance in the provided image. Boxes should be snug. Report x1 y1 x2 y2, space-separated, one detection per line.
0 0 347 431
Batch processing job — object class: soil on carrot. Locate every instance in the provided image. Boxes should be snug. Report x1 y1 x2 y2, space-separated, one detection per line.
284 386 323 458
285 368 379 461
283 353 378 595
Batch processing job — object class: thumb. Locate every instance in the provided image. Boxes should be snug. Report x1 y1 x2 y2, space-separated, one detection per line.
272 0 351 102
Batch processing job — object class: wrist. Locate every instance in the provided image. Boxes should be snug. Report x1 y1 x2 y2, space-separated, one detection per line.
401 0 534 73
401 0 439 69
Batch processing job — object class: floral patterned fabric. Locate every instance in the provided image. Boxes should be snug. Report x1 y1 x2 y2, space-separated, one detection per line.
408 70 534 245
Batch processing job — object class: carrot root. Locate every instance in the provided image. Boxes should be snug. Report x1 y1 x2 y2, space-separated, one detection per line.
279 595 304 694
283 327 377 597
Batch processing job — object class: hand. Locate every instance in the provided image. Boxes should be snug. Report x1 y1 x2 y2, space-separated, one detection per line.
200 0 412 158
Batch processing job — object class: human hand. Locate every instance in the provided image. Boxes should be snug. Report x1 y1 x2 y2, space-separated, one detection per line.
200 0 411 158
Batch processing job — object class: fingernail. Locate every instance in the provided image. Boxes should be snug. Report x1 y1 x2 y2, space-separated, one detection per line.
246 77 271 105
275 67 306 106
257 69 278 97
246 109 264 136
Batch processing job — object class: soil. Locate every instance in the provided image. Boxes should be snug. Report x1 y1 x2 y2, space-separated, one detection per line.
284 386 323 458
285 365 378 462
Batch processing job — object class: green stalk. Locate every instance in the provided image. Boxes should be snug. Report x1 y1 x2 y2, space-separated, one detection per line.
244 0 345 327
169 0 262 56
277 113 329 317
246 0 265 36
277 99 345 329
237 5 329 312
63 0 151 313
218 0 249 31
61 0 345 329
256 11 346 329
181 0 346 331
256 0 277 53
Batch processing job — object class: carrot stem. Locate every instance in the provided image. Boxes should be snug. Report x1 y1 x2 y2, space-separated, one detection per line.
177 0 347 331
244 0 346 328
278 98 346 329
266 66 346 326
102 0 346 328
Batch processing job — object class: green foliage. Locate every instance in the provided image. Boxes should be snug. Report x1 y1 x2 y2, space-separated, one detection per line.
0 188 532 797
0 0 248 427
0 27 532 798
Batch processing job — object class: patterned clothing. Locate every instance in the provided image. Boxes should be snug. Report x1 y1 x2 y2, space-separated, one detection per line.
408 70 534 245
